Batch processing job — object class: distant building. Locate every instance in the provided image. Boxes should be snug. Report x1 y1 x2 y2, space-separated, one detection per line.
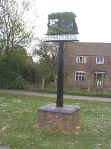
64 42 111 91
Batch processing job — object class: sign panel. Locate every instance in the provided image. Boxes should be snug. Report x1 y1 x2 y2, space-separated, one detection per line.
45 34 78 41
47 12 78 35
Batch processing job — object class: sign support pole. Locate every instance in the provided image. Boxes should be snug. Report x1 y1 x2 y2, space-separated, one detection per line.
56 41 64 107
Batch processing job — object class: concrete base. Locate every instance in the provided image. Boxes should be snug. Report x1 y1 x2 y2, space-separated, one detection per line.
37 104 80 133
0 147 10 149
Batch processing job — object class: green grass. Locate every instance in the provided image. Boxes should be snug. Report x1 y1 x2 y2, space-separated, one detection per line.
32 87 111 98
0 93 111 149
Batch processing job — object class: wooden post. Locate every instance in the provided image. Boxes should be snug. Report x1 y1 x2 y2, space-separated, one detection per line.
56 41 64 107
41 79 45 89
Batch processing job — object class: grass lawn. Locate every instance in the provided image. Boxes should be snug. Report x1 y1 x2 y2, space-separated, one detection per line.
0 94 111 149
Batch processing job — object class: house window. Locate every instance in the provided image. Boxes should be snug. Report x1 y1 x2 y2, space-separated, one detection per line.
76 56 87 64
75 71 86 81
96 56 104 64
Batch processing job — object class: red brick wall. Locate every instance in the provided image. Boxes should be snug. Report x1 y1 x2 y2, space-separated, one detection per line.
64 42 111 90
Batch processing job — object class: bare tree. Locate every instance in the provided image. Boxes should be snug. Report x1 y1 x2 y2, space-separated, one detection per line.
0 0 32 55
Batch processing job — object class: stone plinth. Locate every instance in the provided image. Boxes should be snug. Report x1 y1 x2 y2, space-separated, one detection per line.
37 104 80 133
0 147 10 149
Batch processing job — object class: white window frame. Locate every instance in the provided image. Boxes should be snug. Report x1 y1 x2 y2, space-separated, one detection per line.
76 56 87 64
96 56 104 64
75 71 86 81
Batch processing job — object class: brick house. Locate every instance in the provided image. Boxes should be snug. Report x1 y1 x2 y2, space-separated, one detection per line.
64 42 111 91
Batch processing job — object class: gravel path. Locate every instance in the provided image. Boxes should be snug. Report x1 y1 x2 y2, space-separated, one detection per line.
0 89 111 102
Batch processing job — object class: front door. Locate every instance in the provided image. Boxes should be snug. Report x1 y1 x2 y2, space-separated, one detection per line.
94 72 105 88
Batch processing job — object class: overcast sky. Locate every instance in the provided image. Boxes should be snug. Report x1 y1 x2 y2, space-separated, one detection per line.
28 0 111 43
